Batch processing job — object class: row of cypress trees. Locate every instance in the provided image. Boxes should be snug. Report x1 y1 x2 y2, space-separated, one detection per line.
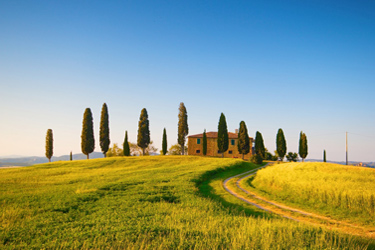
199 113 309 162
46 102 189 161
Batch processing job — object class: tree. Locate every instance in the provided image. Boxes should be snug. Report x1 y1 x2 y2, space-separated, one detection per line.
168 144 188 155
70 151 72 161
81 108 95 159
286 152 299 162
298 131 308 162
276 128 287 161
123 131 130 156
161 128 168 155
255 131 266 159
217 113 229 157
137 108 150 156
106 143 123 157
45 129 53 162
323 150 327 162
237 121 250 159
99 103 110 157
202 129 207 156
178 102 188 155
130 141 158 156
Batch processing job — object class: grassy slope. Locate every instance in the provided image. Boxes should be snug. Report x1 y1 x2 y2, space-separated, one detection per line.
0 157 372 249
251 162 375 226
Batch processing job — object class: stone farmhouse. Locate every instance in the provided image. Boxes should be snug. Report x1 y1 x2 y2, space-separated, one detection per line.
187 131 254 159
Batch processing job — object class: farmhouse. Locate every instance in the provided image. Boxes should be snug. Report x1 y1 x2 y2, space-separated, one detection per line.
187 131 254 159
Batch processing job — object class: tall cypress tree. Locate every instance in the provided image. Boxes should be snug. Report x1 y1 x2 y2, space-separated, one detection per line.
323 150 327 162
70 151 73 161
45 129 53 162
178 102 188 155
276 128 287 161
255 131 265 159
123 130 130 156
162 128 167 155
217 113 229 157
298 131 308 162
202 129 207 156
137 108 150 156
81 108 95 159
237 121 250 159
100 103 110 157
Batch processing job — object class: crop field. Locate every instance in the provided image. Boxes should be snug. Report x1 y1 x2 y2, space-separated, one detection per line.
251 162 375 226
0 157 373 249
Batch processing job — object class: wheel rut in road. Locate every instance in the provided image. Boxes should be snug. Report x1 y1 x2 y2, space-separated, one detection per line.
223 163 375 239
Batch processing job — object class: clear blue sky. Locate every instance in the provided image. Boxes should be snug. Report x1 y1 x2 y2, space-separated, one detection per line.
1 0 374 161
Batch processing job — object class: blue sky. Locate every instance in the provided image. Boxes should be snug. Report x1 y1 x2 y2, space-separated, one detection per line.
0 0 374 161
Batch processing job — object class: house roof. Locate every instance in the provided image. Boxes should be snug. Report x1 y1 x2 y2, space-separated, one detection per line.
188 131 253 139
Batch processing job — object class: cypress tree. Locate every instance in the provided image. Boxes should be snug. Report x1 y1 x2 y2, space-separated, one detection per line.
298 131 308 162
70 151 72 161
99 103 110 157
123 131 130 156
237 121 250 159
255 131 265 159
45 129 53 162
276 128 287 161
162 128 168 155
178 102 188 155
202 129 207 156
81 108 95 159
217 113 229 157
323 150 327 162
137 108 150 156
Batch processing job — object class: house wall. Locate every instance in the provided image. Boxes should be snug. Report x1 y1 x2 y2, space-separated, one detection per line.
187 137 253 159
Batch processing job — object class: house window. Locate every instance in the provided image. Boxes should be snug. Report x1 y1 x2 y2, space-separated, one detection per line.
228 150 233 154
231 139 235 145
197 138 201 144
196 150 201 154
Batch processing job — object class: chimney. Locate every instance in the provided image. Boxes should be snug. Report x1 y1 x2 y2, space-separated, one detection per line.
235 129 239 134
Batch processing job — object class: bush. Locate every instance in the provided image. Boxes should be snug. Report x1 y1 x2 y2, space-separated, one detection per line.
251 154 263 164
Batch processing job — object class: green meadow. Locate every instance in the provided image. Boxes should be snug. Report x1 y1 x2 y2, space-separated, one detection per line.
0 157 373 249
251 162 375 226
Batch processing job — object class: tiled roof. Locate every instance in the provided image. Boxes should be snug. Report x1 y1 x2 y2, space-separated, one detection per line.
188 132 252 139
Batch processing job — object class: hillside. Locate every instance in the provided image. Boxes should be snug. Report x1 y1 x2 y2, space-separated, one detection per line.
0 157 372 249
250 162 375 226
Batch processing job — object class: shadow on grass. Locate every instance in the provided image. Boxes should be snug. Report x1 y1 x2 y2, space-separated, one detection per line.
193 161 274 219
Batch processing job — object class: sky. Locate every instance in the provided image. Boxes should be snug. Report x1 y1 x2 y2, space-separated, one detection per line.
0 0 374 162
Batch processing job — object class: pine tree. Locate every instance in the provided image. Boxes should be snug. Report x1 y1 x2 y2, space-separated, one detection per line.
99 103 110 157
323 150 327 162
81 108 95 159
298 131 308 162
202 129 207 156
255 131 265 159
217 113 229 157
70 151 72 161
178 102 188 155
237 121 250 159
45 129 53 162
162 128 168 155
123 131 130 156
276 128 287 161
137 108 150 156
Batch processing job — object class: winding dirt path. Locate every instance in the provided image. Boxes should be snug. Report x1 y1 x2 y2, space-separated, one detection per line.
223 164 375 238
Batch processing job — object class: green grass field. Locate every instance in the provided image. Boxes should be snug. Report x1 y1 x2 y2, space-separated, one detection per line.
0 157 373 249
251 162 375 226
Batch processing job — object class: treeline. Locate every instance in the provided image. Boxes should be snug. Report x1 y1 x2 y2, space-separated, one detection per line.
45 102 189 161
44 103 314 163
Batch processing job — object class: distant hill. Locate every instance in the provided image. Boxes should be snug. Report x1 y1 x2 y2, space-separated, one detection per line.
0 152 104 167
305 159 375 168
